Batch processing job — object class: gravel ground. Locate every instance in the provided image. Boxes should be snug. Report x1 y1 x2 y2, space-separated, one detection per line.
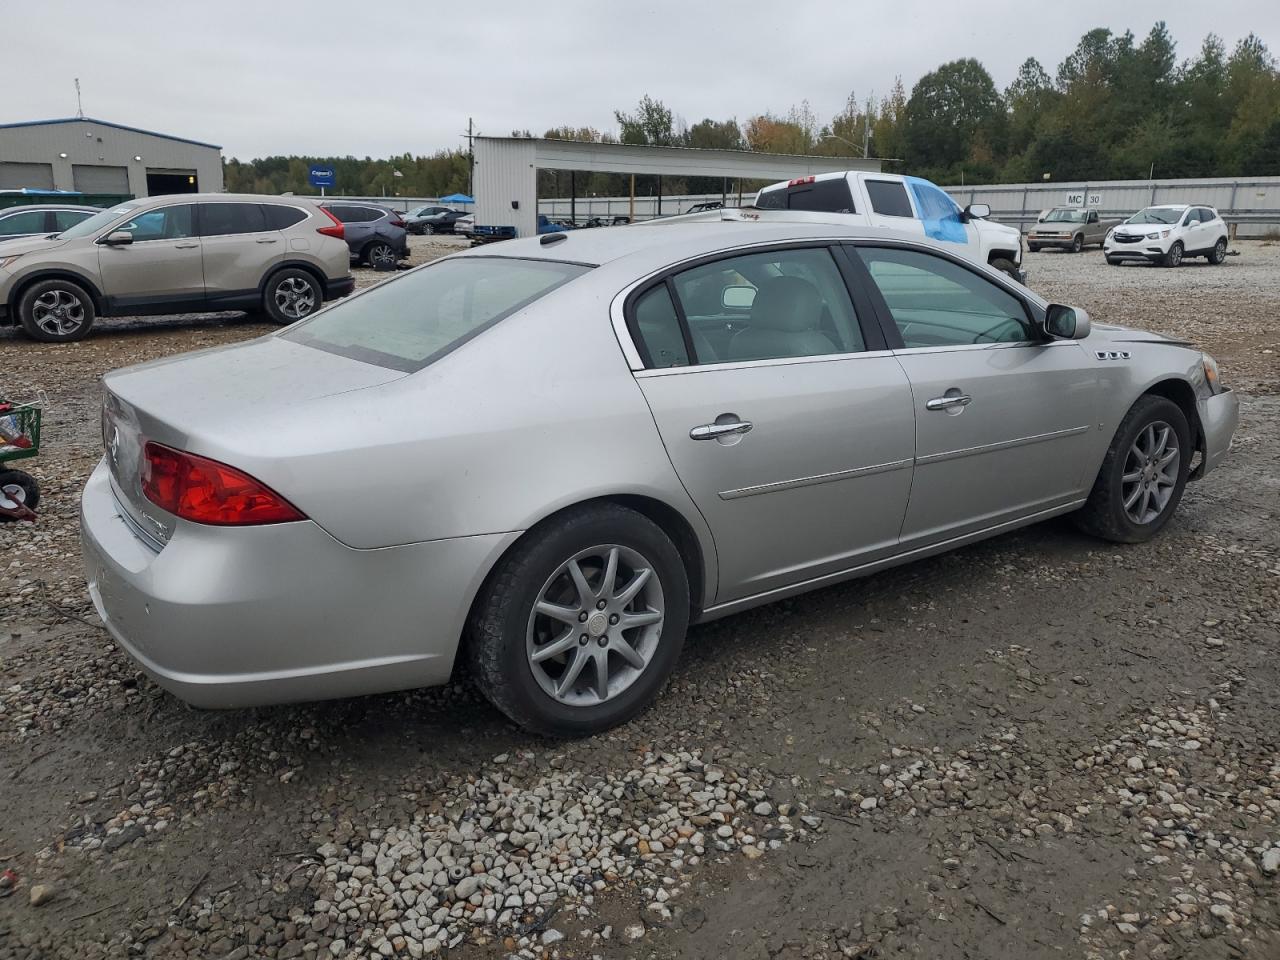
1 238 1277 959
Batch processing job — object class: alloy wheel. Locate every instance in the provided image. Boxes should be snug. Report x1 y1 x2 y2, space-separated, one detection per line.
31 289 85 337
369 243 395 267
525 544 665 707
1168 243 1183 267
1121 421 1179 524
273 277 316 320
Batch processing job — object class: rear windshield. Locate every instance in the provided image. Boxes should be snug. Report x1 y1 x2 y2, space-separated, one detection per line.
283 256 590 372
756 178 856 213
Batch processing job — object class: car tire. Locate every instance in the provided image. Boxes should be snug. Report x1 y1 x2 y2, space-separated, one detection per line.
1163 241 1184 268
0 469 40 520
1208 237 1227 264
423 224 435 236
989 258 1019 280
262 268 321 325
1070 234 1084 253
17 278 96 343
1027 244 1041 253
1073 395 1192 544
364 241 396 269
467 503 690 737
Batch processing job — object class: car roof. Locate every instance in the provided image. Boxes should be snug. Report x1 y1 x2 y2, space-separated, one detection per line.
456 219 963 271
127 193 318 208
0 204 101 213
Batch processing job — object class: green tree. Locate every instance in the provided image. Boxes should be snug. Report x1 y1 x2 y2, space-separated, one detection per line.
615 95 676 146
904 58 1002 178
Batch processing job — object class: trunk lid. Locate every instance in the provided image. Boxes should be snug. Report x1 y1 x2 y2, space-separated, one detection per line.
101 335 407 544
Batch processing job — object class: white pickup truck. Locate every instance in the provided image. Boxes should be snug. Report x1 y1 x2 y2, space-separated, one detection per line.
750 171 1026 281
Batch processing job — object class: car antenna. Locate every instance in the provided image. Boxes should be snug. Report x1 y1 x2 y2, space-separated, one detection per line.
539 233 568 245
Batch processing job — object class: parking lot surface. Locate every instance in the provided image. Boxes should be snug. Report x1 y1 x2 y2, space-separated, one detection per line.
1 238 1278 959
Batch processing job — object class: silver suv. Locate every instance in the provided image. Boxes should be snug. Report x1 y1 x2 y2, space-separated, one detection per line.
0 194 354 342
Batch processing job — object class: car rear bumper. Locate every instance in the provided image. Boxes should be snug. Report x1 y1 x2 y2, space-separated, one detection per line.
80 458 516 708
1196 388 1239 478
325 276 355 300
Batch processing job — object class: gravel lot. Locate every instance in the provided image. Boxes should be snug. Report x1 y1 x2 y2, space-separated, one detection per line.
1 237 1278 959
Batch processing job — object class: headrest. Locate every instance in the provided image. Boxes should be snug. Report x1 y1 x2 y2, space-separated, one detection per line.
749 276 824 333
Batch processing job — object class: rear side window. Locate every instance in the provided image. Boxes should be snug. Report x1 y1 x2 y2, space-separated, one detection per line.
324 205 365 224
757 178 856 213
630 285 690 368
53 209 94 231
865 180 914 217
201 202 268 236
284 256 590 372
263 204 308 229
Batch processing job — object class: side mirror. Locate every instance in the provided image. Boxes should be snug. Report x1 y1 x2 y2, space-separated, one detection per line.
722 285 756 309
962 203 991 221
1044 304 1091 340
103 231 133 246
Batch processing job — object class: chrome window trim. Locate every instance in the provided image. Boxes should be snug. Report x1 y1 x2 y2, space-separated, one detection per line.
888 339 1079 357
634 348 895 378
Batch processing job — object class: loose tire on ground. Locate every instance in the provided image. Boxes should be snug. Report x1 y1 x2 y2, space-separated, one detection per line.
1073 394 1191 544
0 469 40 520
466 503 690 737
262 268 321 325
17 278 96 342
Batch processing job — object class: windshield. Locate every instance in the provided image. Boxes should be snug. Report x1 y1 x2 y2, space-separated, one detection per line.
284 256 591 372
56 202 136 239
1043 209 1085 223
1127 207 1182 225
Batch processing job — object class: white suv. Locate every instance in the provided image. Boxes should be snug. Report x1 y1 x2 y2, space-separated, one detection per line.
1104 204 1229 268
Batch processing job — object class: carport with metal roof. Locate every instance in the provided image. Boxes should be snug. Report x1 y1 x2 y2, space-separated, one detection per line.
472 137 881 238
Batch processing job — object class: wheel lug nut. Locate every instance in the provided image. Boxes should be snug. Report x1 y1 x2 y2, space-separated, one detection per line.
579 634 589 644
597 636 608 647
609 614 619 625
596 600 607 610
578 611 588 622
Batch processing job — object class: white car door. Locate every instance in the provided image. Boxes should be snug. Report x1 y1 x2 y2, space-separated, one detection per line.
858 176 983 265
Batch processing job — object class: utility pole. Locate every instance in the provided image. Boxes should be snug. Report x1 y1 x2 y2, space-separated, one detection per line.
863 95 872 159
461 117 476 198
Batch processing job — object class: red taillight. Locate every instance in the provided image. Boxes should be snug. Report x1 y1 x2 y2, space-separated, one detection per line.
788 176 816 187
389 217 405 228
316 206 345 240
142 442 306 526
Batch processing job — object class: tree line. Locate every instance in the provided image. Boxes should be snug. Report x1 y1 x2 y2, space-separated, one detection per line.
222 21 1280 201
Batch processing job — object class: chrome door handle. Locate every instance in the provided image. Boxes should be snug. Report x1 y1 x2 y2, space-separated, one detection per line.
175 242 199 249
690 419 753 441
926 394 972 411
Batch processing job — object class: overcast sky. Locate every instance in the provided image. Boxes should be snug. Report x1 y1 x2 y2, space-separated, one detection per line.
4 1 1279 159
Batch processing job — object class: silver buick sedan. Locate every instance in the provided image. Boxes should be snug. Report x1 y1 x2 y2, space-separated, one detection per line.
82 220 1239 735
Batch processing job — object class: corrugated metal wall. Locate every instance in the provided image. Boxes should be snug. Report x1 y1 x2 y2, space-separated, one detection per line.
942 177 1280 237
474 139 537 238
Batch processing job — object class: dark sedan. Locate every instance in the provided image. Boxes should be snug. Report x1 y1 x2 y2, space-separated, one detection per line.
403 205 468 235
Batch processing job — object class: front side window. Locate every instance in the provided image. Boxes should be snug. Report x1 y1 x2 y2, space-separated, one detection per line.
284 256 589 372
865 180 914 218
855 247 1034 348
114 204 196 242
662 247 864 365
0 210 47 235
200 202 268 236
1199 208 1217 222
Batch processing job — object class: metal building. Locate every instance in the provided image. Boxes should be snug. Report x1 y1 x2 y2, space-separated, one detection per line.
473 137 881 238
0 117 223 198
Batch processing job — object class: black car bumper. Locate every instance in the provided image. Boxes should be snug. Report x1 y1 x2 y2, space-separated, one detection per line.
325 276 356 301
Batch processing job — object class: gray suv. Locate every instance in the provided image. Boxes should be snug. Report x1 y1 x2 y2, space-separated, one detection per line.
0 194 353 342
319 202 409 268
